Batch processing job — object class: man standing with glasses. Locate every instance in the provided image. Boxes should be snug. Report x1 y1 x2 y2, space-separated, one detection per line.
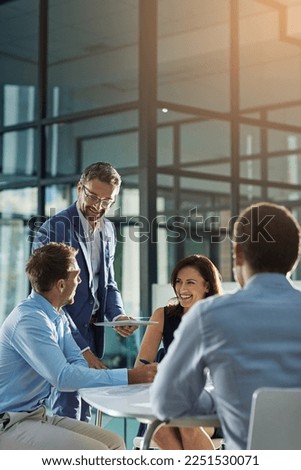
33 162 137 422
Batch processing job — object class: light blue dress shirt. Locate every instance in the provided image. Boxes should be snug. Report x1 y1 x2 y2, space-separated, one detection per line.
0 291 127 413
150 273 301 449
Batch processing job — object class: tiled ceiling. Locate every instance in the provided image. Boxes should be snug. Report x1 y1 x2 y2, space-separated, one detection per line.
0 0 300 63
1 0 301 111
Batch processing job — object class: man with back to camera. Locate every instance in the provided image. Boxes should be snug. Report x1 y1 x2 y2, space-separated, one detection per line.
0 242 156 450
150 202 301 449
32 162 138 421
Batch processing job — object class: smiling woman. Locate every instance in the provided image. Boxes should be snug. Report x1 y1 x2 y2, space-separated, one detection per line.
174 266 209 310
134 254 223 450
135 254 222 367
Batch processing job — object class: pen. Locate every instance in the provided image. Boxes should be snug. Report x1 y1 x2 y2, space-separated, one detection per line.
139 358 151 365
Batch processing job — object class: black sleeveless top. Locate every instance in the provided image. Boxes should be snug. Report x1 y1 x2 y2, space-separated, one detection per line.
162 306 182 354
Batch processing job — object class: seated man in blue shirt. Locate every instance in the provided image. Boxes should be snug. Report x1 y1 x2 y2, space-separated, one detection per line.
151 202 301 450
0 242 156 450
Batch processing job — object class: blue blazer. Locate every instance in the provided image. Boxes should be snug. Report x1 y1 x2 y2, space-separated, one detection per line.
32 202 125 358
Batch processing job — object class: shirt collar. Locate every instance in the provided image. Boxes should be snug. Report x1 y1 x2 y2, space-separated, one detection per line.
29 290 63 325
76 201 103 235
244 272 292 289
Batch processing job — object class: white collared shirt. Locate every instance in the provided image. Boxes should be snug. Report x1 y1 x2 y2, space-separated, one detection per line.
76 202 102 313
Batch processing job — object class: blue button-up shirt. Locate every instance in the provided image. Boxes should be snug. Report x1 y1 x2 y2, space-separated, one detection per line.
0 291 127 413
151 273 301 449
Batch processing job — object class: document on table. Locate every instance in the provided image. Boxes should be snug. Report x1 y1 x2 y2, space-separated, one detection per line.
94 320 158 327
79 384 151 398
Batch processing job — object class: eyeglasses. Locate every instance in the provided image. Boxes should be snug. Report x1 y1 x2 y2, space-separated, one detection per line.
81 185 114 209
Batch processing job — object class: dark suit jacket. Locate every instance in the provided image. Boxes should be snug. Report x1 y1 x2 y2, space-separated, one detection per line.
32 202 125 357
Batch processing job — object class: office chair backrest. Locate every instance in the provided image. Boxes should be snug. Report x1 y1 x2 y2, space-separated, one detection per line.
247 387 301 450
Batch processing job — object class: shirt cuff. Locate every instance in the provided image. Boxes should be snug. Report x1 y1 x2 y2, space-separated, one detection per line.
112 314 127 322
107 368 128 385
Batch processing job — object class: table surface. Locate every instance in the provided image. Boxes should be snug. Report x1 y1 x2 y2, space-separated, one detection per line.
79 383 220 427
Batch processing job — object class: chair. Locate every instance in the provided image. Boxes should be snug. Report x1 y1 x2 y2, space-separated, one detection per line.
133 435 159 450
247 387 301 450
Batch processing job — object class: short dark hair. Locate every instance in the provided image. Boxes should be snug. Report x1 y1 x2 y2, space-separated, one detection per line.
79 162 121 189
170 254 222 298
26 243 78 292
234 202 301 274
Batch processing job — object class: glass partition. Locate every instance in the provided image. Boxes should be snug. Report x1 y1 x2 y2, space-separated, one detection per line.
2 129 37 182
46 111 138 177
0 219 31 325
0 0 39 127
